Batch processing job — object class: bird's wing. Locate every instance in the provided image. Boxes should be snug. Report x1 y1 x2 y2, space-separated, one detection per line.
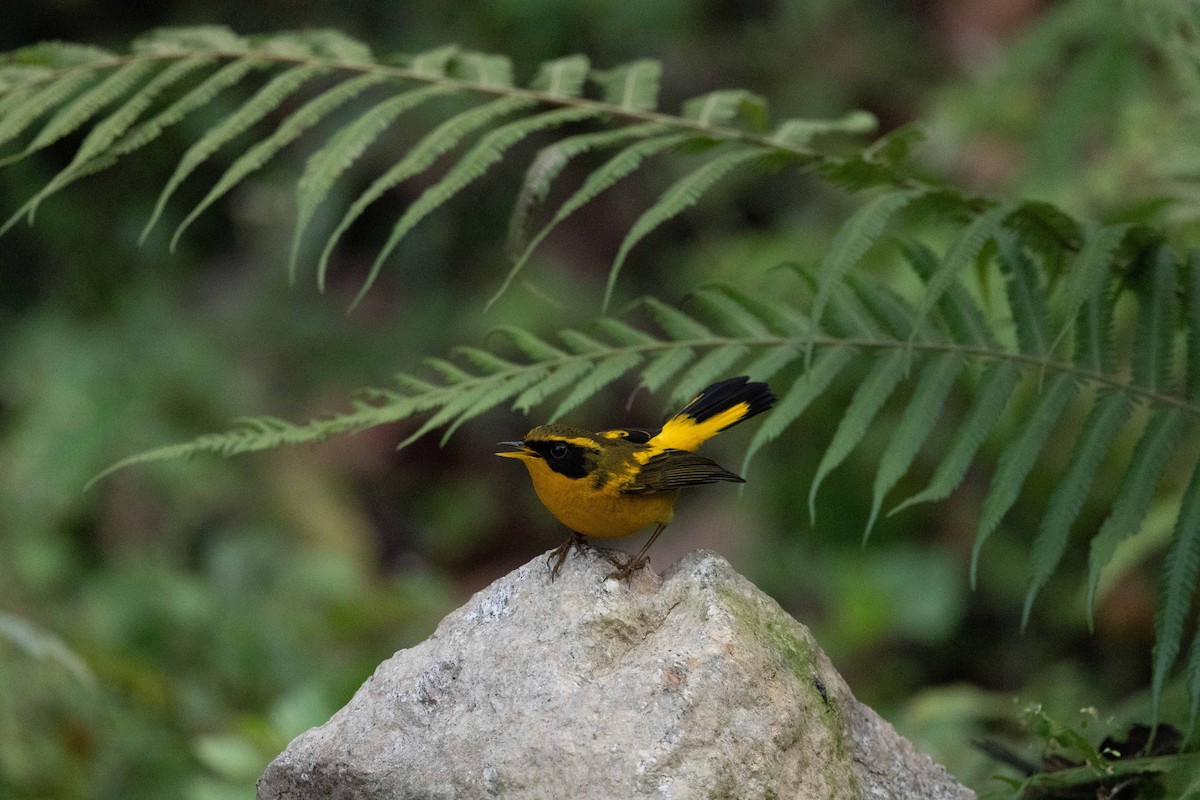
619 449 744 494
649 376 775 452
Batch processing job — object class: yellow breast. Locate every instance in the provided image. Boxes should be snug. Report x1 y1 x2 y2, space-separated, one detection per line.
520 458 677 538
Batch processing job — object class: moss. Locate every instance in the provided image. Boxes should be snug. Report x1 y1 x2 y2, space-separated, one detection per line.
716 587 862 799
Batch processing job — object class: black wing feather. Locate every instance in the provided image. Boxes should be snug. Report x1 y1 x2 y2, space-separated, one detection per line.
622 449 744 494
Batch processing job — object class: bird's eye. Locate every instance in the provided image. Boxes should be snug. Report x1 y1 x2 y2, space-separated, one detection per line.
551 443 568 459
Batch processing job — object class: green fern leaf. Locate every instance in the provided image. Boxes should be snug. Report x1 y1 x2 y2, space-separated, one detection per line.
864 353 965 541
452 346 517 374
909 202 1017 349
1132 247 1178 394
4 55 213 229
439 370 550 444
0 70 103 155
130 25 247 54
550 352 643 421
900 240 995 347
529 55 591 97
407 45 459 77
851 278 919 340
558 329 610 354
604 145 766 310
513 361 593 412
1086 409 1188 624
142 63 330 244
640 348 697 393
493 132 688 307
890 362 1022 516
491 326 566 360
808 350 908 522
1187 251 1200 399
1051 222 1129 346
504 123 666 269
641 296 715 339
682 89 768 129
690 288 773 337
1021 389 1133 626
170 71 389 248
316 95 533 288
769 111 878 147
742 344 801 383
355 105 602 308
971 372 1079 586
670 344 750 405
397 379 505 449
1152 459 1200 727
591 59 661 110
454 52 513 87
1189 625 1200 742
289 84 453 284
22 60 158 157
996 231 1053 356
808 190 923 355
709 285 808 335
742 346 856 475
593 317 657 346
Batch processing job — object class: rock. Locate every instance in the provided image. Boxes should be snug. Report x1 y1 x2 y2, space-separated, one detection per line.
258 546 974 800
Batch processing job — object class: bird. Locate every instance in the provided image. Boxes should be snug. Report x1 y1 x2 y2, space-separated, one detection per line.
496 376 776 581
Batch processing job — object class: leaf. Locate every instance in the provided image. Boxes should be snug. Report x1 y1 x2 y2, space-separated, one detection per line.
641 296 715 340
492 132 688 308
550 352 643 421
1021 390 1133 627
996 230 1053 356
1132 247 1178 394
741 344 801 383
670 344 750 405
1152 458 1200 727
769 111 878 147
290 84 453 284
640 348 696 393
808 350 908 522
0 612 93 685
591 59 661 110
142 63 330 244
504 123 665 267
808 190 923 355
863 353 965 541
592 317 656 346
1188 250 1200 400
682 89 768 129
453 52 513 87
0 69 99 154
909 202 1017 348
1086 409 1188 624
971 372 1079 586
513 361 592 413
439 370 549 444
1189 626 1200 742
900 240 995 348
890 362 1022 516
23 60 158 156
1051 222 1129 345
604 146 766 310
491 326 566 360
741 347 855 475
529 55 590 97
689 288 772 338
171 72 388 248
355 105 602 308
5 56 212 228
316 95 534 288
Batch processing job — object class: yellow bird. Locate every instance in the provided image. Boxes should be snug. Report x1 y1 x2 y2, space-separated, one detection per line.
496 376 776 580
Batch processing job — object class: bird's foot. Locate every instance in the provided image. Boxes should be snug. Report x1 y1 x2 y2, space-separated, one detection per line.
547 532 586 580
605 554 650 583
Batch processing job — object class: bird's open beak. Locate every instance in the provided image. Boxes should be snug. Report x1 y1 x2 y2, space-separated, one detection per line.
495 440 534 459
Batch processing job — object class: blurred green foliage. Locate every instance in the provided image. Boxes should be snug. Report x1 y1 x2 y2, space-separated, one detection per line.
2 1 1200 798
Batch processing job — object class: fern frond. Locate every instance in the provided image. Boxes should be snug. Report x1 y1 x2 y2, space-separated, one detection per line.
808 350 908 523
1153 459 1200 727
143 63 331 244
171 71 388 247
1086 408 1188 625
864 353 964 541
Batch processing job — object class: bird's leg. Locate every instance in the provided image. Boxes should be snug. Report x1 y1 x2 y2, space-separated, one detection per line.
547 531 585 580
606 523 667 583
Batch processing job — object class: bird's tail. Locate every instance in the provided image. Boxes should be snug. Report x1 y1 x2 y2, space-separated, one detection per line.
650 376 776 452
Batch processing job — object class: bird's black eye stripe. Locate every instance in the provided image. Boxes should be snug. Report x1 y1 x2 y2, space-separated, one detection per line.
525 439 594 480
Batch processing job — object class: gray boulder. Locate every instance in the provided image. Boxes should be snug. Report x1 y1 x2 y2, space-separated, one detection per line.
258 546 973 799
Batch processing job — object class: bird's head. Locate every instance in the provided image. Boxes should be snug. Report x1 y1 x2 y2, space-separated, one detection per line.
495 424 604 480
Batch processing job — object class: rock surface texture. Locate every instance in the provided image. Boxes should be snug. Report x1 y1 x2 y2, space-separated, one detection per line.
258 547 973 800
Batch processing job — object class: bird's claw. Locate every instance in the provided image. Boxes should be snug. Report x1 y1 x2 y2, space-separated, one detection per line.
605 555 649 583
547 532 586 580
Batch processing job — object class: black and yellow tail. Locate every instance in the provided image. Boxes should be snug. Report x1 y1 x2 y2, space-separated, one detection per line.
650 376 776 452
